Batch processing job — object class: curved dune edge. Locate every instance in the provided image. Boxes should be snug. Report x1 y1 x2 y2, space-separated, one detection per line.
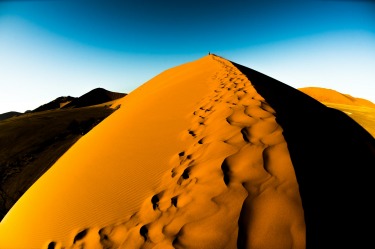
3 55 373 249
0 56 220 248
298 87 375 108
41 56 305 249
298 87 375 138
233 62 375 248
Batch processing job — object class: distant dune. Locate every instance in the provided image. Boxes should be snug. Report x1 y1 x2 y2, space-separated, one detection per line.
33 96 77 113
299 87 375 137
31 88 126 113
0 55 373 249
62 88 126 109
299 87 375 108
0 111 21 121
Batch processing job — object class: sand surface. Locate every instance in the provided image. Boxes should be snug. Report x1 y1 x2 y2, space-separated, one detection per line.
0 55 305 249
298 87 375 137
0 56 219 248
233 62 375 248
299 87 375 108
1 55 374 249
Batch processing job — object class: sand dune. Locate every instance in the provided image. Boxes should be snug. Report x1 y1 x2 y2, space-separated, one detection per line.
299 87 375 137
0 56 221 248
0 55 374 249
233 61 375 248
0 111 21 121
62 88 126 109
31 88 125 113
0 106 118 220
33 96 76 113
299 87 375 108
67 56 305 249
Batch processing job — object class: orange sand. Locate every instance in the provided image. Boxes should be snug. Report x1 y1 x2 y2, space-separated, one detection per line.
299 87 375 108
0 55 305 249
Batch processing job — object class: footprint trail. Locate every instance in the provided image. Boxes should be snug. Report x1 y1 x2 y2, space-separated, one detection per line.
47 55 305 249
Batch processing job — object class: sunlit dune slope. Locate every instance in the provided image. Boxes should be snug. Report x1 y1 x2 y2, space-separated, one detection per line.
299 87 375 108
323 102 375 137
50 56 305 249
0 105 117 220
0 56 221 248
1 55 374 249
299 87 375 137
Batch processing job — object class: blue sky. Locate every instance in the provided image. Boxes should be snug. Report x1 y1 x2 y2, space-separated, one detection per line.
0 0 374 113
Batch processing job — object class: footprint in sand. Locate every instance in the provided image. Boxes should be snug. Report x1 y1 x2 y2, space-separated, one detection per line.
46 55 304 249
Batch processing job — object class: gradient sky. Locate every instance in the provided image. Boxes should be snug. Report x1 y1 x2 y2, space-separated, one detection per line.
0 0 374 113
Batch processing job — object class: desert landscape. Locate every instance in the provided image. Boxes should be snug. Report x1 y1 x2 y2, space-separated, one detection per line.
0 88 125 220
0 55 374 249
1 1 375 248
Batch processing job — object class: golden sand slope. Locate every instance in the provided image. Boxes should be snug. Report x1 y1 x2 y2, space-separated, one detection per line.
0 55 304 249
299 87 375 108
299 87 375 137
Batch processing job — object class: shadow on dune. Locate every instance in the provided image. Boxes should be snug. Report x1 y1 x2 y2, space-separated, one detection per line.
233 62 375 248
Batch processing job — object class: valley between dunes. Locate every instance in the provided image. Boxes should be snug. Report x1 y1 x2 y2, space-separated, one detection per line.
0 55 374 249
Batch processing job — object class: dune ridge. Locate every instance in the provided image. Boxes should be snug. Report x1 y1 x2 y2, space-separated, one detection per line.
62 88 126 109
0 111 21 121
2 55 373 249
0 56 220 249
233 62 375 248
43 55 304 249
33 96 76 113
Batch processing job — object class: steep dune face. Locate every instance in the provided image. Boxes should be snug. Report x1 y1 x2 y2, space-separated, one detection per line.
0 55 373 249
233 62 375 248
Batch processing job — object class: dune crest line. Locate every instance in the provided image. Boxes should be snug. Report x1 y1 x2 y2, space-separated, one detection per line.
46 55 305 249
232 60 375 248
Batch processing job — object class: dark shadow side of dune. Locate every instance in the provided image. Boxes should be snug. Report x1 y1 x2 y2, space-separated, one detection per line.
232 62 375 249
